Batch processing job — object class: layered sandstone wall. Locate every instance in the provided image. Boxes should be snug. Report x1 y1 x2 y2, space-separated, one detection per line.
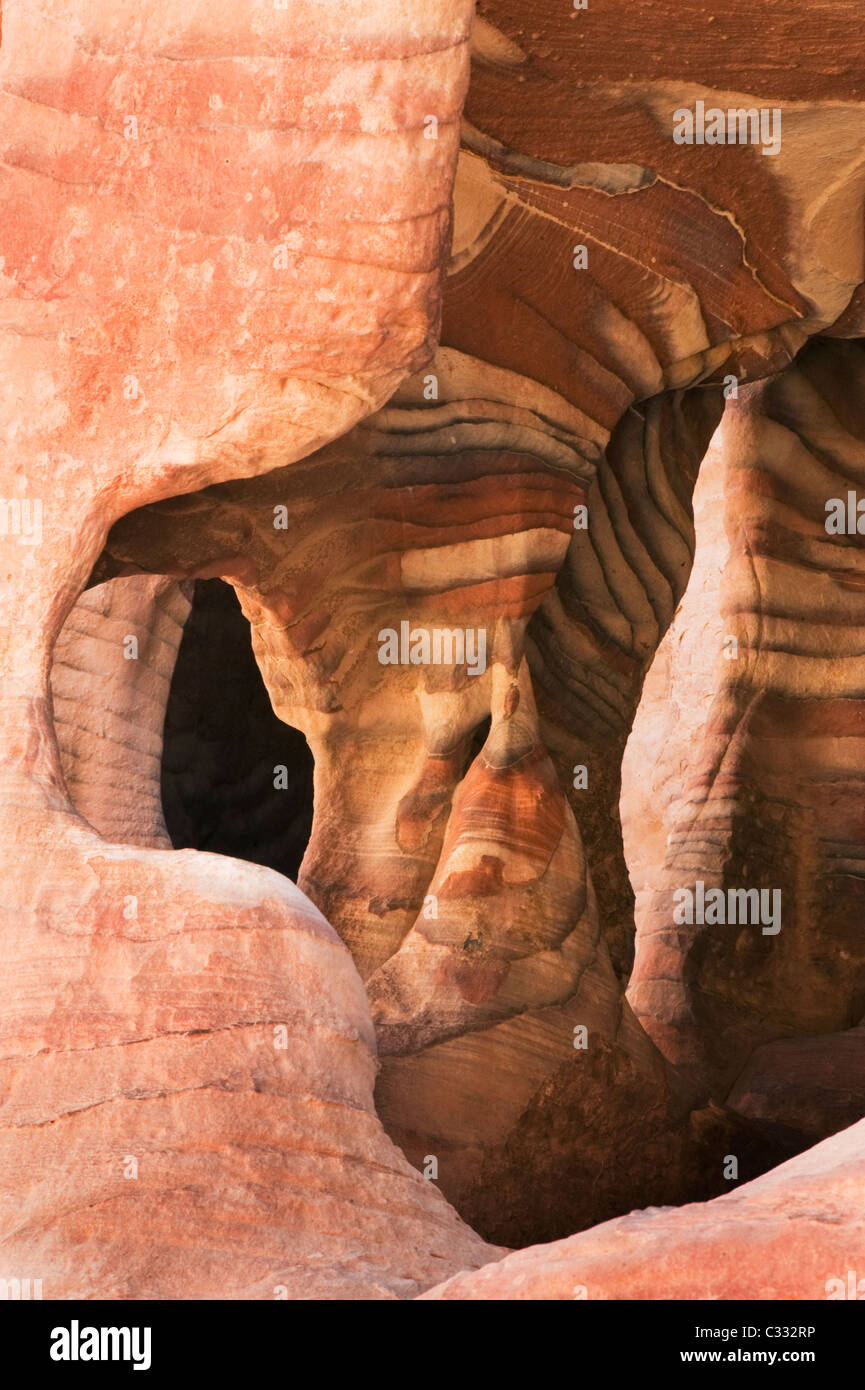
1 0 864 1295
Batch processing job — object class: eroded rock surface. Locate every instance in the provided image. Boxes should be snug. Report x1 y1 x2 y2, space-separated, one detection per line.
2 0 865 1292
90 0 865 1242
52 575 192 849
0 842 498 1298
626 340 865 1111
0 0 483 1298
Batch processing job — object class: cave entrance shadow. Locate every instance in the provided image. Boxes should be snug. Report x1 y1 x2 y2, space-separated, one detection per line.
161 578 314 881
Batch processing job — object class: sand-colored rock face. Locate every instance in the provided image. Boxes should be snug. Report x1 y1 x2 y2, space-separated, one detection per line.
94 363 736 1248
0 0 489 1300
86 1 865 1254
2 0 865 1295
52 575 192 849
0 840 498 1299
0 0 473 494
624 337 865 1121
0 0 472 744
422 1117 865 1301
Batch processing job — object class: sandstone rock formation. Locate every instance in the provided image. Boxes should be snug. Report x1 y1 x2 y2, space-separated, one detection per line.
90 362 739 1248
0 0 485 1299
0 842 498 1298
625 337 865 1130
84 0 865 1250
1 0 864 1298
52 575 192 849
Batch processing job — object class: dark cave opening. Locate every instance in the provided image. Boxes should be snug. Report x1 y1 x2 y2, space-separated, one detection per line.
161 578 315 882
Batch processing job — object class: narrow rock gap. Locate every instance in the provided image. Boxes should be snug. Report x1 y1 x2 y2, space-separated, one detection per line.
466 713 492 764
161 578 315 881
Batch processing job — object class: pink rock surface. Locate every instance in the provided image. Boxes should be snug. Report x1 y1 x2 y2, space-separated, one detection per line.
0 0 486 1301
0 839 499 1299
626 342 865 1100
2 0 865 1299
52 576 192 848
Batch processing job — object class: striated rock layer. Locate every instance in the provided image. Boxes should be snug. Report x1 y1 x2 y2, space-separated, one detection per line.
0 0 480 1298
2 0 865 1290
87 0 865 1242
626 339 865 1116
0 845 498 1298
52 575 192 849
94 363 797 1247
